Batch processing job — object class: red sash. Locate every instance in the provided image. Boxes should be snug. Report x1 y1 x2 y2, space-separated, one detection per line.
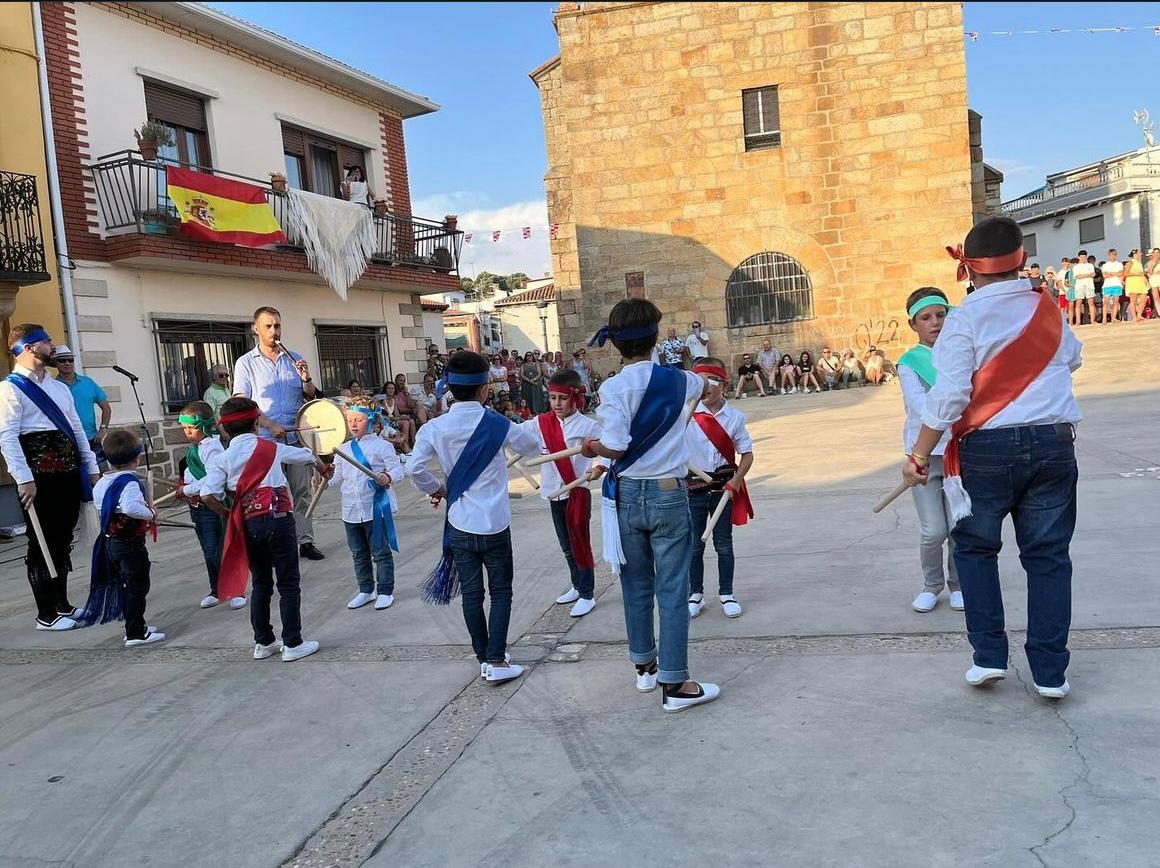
217 438 277 599
943 287 1063 479
537 411 594 569
692 411 754 526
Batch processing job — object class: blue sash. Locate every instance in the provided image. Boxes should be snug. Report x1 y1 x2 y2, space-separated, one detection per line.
5 372 93 503
77 474 143 626
602 365 688 503
349 438 399 553
419 409 511 605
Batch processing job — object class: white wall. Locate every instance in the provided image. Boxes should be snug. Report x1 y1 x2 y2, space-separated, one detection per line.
1020 194 1155 270
74 4 388 195
498 303 560 355
74 264 414 424
421 310 446 352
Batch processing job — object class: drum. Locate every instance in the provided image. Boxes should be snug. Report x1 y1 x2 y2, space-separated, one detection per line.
686 465 734 495
295 398 349 455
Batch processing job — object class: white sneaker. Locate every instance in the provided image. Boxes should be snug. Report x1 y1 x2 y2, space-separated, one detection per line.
739 393 747 399
688 593 704 619
282 640 320 662
35 616 78 631
802 388 812 394
253 640 283 660
374 594 394 610
125 630 166 647
482 653 511 679
1035 681 1070 699
912 591 939 613
780 387 787 395
347 592 373 610
570 597 596 618
662 681 721 713
791 387 799 394
485 661 524 684
636 666 659 693
948 591 965 611
965 665 1007 687
200 594 220 609
555 588 580 605
229 596 247 610
721 596 743 618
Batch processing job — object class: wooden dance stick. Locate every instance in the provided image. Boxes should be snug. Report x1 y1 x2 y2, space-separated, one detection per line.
688 465 714 484
156 519 195 530
26 505 58 580
873 481 911 514
524 445 583 468
506 452 523 468
505 450 541 490
701 489 734 544
333 447 380 482
152 490 179 508
304 477 328 521
545 475 594 501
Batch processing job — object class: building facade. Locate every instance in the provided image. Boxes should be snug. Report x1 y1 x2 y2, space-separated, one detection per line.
39 2 462 478
1003 145 1160 269
533 1 975 366
493 281 559 354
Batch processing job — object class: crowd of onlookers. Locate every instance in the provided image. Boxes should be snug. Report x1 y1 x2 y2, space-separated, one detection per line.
1034 247 1160 325
726 341 895 397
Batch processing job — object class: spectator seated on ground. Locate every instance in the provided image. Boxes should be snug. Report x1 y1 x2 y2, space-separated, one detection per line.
863 345 886 385
840 349 865 387
815 347 842 390
734 353 768 398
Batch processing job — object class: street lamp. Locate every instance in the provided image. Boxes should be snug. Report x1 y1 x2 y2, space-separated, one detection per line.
536 300 550 353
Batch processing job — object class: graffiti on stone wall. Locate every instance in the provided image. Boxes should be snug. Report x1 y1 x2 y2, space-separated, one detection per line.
853 317 900 349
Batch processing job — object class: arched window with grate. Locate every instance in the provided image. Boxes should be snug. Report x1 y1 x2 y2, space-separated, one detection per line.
725 252 814 327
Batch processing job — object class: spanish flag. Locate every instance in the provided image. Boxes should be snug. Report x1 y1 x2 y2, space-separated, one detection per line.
166 167 286 248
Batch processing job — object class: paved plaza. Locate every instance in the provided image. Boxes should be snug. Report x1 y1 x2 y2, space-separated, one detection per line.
1 326 1158 868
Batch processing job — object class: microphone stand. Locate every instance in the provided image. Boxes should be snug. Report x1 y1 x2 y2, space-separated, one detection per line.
115 368 153 483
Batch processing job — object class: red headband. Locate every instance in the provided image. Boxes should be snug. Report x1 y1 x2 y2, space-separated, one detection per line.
693 364 728 380
945 244 1027 282
218 407 260 425
548 384 585 405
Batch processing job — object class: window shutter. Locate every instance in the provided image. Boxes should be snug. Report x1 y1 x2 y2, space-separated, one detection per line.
281 124 306 156
742 90 762 136
144 81 206 131
337 144 367 176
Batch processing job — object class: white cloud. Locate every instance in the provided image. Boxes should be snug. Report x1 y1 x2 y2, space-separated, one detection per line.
988 157 1037 178
413 192 552 280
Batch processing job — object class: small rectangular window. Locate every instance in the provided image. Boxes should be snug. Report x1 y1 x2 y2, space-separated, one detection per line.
1023 233 1038 258
742 86 781 151
144 80 210 167
1078 215 1105 245
315 324 383 395
154 319 250 414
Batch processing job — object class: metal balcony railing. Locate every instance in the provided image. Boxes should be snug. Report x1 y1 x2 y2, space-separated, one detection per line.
0 171 51 286
86 151 462 275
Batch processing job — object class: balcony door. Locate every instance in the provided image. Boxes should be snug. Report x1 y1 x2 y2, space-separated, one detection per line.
281 124 366 198
144 81 210 168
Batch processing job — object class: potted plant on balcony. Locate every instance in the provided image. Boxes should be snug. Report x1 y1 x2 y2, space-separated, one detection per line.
373 198 389 218
443 214 458 231
269 171 288 193
134 121 174 162
139 207 176 235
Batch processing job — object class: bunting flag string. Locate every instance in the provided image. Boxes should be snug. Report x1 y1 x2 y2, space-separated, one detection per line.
458 223 560 244
965 23 1160 42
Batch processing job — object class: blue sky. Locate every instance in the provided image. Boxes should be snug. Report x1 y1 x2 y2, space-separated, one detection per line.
213 2 1160 276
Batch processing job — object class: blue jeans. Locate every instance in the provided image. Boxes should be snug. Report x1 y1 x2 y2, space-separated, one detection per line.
189 503 223 595
951 425 1077 688
549 499 594 599
447 526 514 664
616 476 692 684
688 489 734 596
343 520 395 595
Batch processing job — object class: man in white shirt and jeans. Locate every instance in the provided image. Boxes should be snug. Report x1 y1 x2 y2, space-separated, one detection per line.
1071 250 1097 326
685 320 709 361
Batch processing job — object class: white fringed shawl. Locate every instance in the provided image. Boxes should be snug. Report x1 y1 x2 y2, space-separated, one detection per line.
284 189 376 299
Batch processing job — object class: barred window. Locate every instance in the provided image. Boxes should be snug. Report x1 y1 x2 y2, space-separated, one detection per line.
742 86 781 151
1023 232 1038 258
725 252 813 327
315 324 384 395
154 319 251 414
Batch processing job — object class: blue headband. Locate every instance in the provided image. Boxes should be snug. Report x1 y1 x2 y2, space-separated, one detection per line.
587 323 659 348
11 328 51 355
106 444 143 465
435 369 490 398
907 296 952 318
348 405 381 423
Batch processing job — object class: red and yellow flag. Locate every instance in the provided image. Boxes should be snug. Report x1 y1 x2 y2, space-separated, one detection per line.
166 167 285 248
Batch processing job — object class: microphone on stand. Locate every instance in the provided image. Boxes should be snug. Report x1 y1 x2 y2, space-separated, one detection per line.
113 364 140 382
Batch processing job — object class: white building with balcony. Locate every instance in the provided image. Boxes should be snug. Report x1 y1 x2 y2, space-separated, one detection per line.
1002 146 1160 267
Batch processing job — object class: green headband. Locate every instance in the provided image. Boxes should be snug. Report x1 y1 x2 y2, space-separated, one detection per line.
907 295 950 319
178 413 216 435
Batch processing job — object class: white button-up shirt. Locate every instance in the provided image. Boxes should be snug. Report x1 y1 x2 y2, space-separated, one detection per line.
199 433 317 498
93 470 155 520
0 363 100 483
519 410 602 500
181 435 226 497
327 434 406 523
921 279 1083 432
407 401 541 534
898 366 951 456
596 361 704 479
685 401 754 473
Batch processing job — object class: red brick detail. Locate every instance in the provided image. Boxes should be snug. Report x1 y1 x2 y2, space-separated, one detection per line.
380 114 412 218
41 2 104 261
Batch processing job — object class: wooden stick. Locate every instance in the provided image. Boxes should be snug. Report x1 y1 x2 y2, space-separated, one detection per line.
545 475 593 500
304 479 327 521
506 451 523 468
504 450 541 490
333 447 380 482
152 490 179 508
26 505 58 580
873 481 911 514
524 445 583 468
156 519 195 530
701 489 734 543
688 465 714 484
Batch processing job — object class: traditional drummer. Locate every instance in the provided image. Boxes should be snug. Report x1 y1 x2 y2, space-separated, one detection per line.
232 306 325 561
0 323 101 631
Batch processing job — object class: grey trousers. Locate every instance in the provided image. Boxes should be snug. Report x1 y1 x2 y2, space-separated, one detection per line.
911 455 959 592
284 460 314 545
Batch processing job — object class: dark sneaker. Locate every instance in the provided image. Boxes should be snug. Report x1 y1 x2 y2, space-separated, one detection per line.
299 543 325 560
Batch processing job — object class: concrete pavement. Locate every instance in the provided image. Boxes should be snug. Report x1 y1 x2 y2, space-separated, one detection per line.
0 324 1157 867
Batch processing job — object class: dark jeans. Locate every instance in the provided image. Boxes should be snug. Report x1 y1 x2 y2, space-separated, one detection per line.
244 514 303 648
108 537 150 640
448 526 514 664
22 470 81 623
88 437 108 472
190 503 223 595
343 519 395 595
688 489 735 596
951 425 1077 688
549 499 594 599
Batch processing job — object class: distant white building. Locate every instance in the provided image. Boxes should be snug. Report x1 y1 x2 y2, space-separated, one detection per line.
1003 146 1160 267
